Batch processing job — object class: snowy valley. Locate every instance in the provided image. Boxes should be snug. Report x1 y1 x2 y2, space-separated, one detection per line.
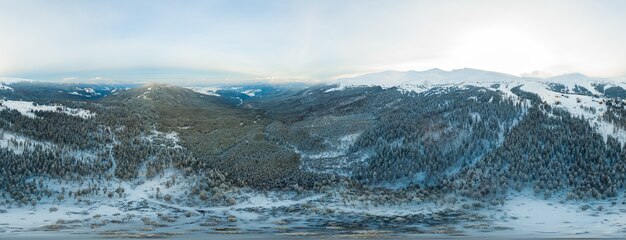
0 70 625 239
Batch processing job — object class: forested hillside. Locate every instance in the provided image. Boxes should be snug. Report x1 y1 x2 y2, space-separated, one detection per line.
0 76 625 237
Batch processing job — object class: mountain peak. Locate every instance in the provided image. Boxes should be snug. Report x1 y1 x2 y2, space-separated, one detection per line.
423 68 445 73
550 72 589 79
104 83 211 104
336 68 519 89
546 72 596 83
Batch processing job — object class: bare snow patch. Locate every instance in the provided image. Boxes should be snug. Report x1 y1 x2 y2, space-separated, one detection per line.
145 129 182 149
0 85 12 91
67 87 101 97
0 100 95 119
187 86 221 96
242 89 262 97
0 131 52 154
491 191 626 238
82 87 95 94
519 82 626 143
0 131 98 161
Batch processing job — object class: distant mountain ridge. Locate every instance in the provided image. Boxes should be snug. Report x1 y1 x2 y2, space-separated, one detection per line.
338 68 517 86
333 68 624 90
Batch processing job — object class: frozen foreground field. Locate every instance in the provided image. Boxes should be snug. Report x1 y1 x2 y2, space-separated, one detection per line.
2 177 626 239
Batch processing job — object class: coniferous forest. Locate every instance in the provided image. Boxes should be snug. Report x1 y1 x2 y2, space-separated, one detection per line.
0 74 625 237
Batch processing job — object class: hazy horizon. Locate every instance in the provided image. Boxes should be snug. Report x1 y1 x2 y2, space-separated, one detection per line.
1 0 625 83
2 67 625 86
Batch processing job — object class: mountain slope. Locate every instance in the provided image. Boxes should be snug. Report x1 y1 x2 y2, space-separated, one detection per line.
330 69 626 143
248 71 626 198
102 84 325 189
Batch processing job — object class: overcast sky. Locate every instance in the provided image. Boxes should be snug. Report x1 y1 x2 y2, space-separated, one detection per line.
0 0 624 83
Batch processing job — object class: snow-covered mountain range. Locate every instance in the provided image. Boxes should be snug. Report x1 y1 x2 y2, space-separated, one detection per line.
329 68 626 143
331 68 626 95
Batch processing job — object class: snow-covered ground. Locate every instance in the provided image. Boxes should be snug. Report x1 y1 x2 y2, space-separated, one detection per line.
145 129 182 149
0 100 95 119
188 86 221 96
241 89 261 97
0 138 623 237
0 131 53 154
295 133 368 176
298 133 360 160
187 86 264 98
487 191 626 238
518 80 626 143
3 175 626 238
65 87 102 97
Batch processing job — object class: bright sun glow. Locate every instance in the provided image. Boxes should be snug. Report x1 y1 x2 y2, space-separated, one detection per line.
447 25 555 75
1 1 625 81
